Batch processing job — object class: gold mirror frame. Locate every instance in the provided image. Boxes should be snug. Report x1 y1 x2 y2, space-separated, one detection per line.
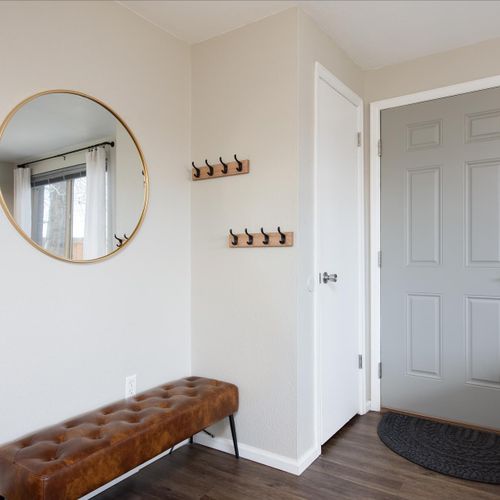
0 89 149 263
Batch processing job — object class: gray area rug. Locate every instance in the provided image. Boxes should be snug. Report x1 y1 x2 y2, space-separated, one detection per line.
378 412 500 484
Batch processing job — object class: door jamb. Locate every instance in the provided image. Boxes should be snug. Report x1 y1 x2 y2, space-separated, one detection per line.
370 74 500 411
314 62 367 449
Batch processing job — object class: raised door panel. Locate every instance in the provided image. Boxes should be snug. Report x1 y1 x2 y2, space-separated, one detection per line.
406 167 441 266
406 294 441 379
406 120 442 152
465 159 500 267
466 296 500 388
465 109 500 143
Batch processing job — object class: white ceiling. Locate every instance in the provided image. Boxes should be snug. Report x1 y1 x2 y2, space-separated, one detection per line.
303 1 500 69
118 0 500 70
0 94 117 164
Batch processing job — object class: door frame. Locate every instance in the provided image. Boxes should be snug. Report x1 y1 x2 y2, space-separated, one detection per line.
314 62 367 448
370 74 500 411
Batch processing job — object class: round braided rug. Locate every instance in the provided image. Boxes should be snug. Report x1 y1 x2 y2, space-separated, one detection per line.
377 412 500 484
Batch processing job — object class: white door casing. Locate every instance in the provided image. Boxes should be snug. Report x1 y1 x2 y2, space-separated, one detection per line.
314 63 366 446
371 78 500 426
370 75 500 413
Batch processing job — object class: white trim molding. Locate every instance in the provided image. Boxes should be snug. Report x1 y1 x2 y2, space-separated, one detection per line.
195 434 321 476
314 62 368 449
369 74 500 411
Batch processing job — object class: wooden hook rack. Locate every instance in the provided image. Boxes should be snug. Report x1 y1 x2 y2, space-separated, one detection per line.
192 155 249 181
228 227 294 248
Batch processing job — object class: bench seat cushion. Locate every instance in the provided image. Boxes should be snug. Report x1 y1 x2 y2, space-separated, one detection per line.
0 376 238 500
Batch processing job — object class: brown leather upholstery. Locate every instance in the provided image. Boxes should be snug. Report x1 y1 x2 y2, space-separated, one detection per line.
0 377 238 500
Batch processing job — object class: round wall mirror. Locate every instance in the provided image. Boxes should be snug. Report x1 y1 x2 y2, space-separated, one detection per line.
0 90 148 262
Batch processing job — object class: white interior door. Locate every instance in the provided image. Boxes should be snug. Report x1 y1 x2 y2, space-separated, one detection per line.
381 86 500 430
316 68 364 445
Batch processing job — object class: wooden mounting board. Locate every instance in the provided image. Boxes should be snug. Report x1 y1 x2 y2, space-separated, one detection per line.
228 231 293 248
192 159 249 180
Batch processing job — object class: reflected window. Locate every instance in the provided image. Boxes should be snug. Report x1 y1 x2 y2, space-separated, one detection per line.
31 165 87 259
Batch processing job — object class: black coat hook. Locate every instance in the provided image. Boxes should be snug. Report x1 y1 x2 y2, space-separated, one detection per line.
229 229 239 246
219 156 228 174
114 233 124 248
192 162 200 178
205 159 214 176
260 227 269 245
245 228 254 245
234 154 243 172
277 226 286 245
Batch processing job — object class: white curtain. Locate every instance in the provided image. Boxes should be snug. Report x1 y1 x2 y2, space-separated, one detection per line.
83 147 107 259
13 167 32 236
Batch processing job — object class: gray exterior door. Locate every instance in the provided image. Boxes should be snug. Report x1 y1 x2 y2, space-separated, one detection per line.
381 86 500 430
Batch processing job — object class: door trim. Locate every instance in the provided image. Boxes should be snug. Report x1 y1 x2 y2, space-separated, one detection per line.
314 62 367 449
370 74 500 411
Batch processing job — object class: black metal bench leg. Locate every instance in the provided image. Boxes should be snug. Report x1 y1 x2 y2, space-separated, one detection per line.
229 414 239 459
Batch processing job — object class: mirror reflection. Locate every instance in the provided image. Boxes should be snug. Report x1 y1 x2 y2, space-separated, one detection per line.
0 92 147 261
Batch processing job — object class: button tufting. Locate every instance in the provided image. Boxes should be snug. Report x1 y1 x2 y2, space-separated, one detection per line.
0 376 238 498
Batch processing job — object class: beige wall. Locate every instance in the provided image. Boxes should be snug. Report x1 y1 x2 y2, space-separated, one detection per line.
365 35 500 103
191 8 365 466
191 9 300 460
0 1 191 444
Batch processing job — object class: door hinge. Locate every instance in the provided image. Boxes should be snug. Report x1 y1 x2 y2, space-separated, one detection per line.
378 139 382 157
378 250 382 268
358 354 363 369
378 362 382 379
357 132 362 147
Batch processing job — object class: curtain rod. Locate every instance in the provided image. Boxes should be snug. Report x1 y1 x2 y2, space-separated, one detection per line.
17 141 115 168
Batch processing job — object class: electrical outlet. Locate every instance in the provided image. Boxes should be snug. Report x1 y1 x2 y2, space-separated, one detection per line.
125 374 136 399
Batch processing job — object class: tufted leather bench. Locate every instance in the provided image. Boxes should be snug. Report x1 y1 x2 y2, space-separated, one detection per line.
0 376 238 500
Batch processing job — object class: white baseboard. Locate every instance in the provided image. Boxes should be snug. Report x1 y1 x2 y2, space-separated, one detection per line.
195 434 321 476
297 445 322 475
80 439 190 499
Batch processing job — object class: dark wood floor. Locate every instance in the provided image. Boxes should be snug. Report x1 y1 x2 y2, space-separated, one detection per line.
95 412 500 499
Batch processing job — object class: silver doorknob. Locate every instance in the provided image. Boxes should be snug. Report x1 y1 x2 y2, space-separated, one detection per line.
322 272 338 284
